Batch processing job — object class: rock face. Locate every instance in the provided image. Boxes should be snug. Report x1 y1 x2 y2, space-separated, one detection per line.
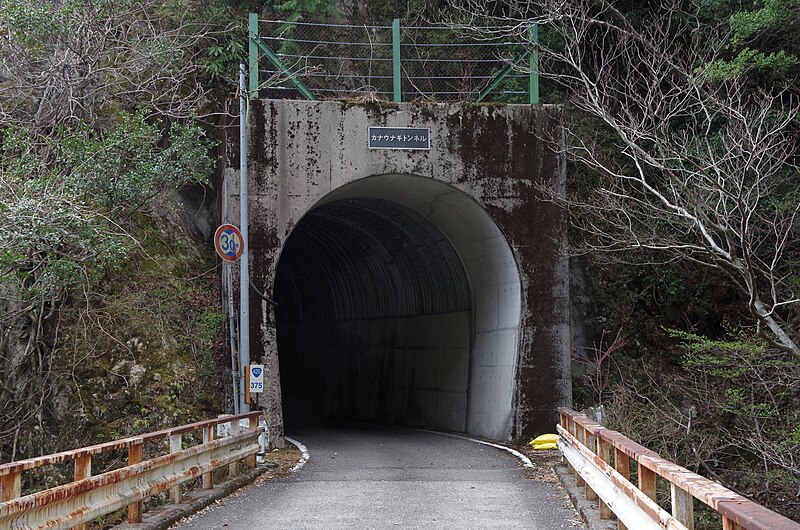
225 100 570 441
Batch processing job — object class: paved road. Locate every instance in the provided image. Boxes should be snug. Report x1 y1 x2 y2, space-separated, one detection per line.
177 423 584 529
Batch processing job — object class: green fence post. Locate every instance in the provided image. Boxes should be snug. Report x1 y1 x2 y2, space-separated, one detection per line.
392 18 401 103
248 13 259 99
529 23 539 105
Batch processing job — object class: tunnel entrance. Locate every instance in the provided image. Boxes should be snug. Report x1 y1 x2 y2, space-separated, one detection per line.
273 175 522 440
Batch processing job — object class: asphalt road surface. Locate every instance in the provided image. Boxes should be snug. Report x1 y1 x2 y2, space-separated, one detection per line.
176 422 585 529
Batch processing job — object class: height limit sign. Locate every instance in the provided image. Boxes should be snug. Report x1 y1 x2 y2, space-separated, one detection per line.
214 224 244 262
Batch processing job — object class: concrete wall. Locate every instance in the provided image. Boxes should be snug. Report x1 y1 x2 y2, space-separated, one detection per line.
226 100 570 441
279 312 470 433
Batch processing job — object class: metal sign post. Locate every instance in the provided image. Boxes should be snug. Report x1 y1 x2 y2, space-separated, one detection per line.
239 63 250 413
214 224 245 414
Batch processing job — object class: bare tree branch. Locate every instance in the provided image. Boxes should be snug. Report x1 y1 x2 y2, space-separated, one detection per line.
454 0 799 354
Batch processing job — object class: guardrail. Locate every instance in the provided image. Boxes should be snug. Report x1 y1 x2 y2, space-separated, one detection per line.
558 408 799 530
0 411 262 530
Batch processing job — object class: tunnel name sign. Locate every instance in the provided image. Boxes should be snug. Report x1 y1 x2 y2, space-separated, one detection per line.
368 127 430 150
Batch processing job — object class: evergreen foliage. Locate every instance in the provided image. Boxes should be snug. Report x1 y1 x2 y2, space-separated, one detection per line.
0 114 212 306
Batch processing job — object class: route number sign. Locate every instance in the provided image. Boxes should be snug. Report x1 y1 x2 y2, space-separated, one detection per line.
214 224 244 262
249 365 264 393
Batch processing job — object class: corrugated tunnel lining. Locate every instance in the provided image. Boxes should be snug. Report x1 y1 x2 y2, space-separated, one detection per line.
275 198 471 321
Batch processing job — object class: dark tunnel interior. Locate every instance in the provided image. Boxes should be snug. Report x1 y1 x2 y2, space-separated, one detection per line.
274 197 474 432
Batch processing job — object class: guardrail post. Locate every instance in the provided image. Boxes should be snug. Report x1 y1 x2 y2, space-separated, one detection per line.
722 516 745 530
560 414 575 475
169 434 183 504
229 419 240 476
614 448 629 530
127 440 143 523
1 470 21 502
638 463 657 501
202 425 215 489
246 415 259 468
598 439 613 520
671 483 695 529
73 455 92 530
574 425 586 487
566 419 578 478
585 431 598 501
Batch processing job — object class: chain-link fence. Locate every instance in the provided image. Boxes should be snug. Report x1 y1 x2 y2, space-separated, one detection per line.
255 18 533 103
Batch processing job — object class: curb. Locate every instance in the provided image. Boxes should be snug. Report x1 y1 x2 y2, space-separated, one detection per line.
420 429 534 468
285 436 310 471
554 463 616 530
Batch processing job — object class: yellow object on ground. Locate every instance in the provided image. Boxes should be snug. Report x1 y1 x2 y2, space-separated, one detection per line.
530 433 559 450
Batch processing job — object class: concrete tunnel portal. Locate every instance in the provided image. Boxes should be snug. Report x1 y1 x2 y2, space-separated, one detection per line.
234 100 571 443
273 175 522 440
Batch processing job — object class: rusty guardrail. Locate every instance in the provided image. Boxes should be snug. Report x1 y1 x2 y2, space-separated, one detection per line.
0 411 262 530
558 408 800 530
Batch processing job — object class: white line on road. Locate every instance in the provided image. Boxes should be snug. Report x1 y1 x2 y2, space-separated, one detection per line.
285 436 310 472
420 429 534 468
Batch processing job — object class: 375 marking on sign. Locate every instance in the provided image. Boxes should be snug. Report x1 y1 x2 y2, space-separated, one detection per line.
249 364 264 393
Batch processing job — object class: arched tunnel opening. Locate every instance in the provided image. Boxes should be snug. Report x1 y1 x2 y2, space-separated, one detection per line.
273 175 522 440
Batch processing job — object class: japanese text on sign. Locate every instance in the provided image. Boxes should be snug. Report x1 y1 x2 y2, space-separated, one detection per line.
368 127 430 150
